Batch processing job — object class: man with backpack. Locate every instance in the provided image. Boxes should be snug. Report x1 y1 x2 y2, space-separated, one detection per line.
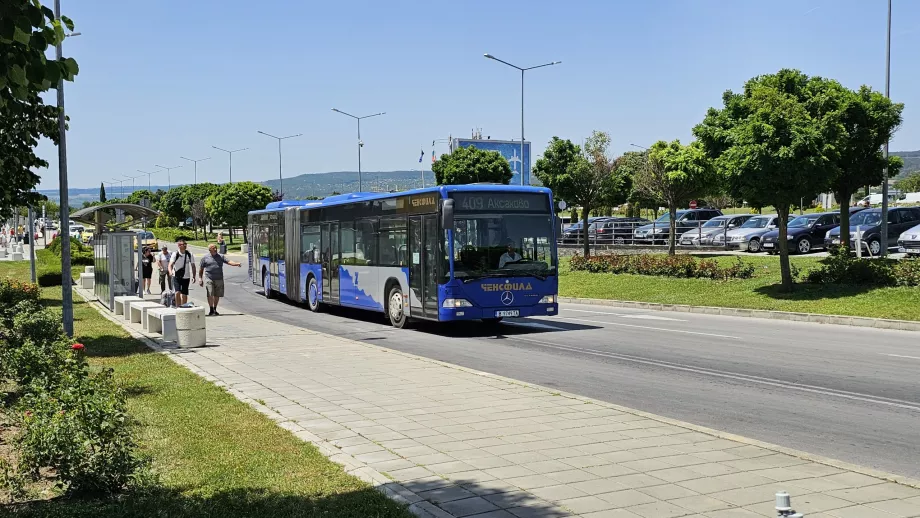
168 240 197 307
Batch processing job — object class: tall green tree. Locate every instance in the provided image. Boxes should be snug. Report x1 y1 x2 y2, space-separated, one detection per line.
205 181 273 243
632 140 718 255
99 182 106 202
694 69 845 291
895 170 920 194
0 1 79 219
156 186 190 223
181 183 218 238
532 137 581 211
433 146 512 185
830 86 904 248
552 131 626 257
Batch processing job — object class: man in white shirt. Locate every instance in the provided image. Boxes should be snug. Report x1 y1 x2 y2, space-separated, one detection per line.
156 245 171 293
499 241 522 269
168 240 197 306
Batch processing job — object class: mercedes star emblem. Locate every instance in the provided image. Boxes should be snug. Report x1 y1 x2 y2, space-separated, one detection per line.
501 291 514 306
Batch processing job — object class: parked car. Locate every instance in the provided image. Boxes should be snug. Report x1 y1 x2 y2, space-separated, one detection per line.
712 214 793 252
560 217 612 244
68 225 85 240
677 214 753 247
825 207 920 256
133 230 158 251
898 222 920 257
761 212 840 254
633 208 723 244
589 217 651 244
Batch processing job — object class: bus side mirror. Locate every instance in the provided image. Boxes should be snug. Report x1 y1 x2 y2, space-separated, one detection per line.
441 199 455 229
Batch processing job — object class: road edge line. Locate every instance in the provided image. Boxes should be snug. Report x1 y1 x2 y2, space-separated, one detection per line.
559 296 920 332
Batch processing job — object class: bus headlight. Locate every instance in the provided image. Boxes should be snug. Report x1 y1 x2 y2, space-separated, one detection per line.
539 295 556 304
442 298 473 308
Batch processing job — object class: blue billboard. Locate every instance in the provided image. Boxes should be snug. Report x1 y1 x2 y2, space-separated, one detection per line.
452 138 532 185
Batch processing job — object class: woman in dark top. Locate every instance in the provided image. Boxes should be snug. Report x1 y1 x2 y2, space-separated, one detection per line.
141 247 154 295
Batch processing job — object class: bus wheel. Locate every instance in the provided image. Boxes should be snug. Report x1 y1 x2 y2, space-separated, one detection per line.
307 276 321 312
387 286 408 328
481 317 503 325
262 271 274 299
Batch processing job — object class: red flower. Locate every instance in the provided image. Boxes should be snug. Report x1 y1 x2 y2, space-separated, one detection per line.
71 343 85 351
25 411 32 418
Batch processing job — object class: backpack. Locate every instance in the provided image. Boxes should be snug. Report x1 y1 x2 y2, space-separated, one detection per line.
160 289 176 308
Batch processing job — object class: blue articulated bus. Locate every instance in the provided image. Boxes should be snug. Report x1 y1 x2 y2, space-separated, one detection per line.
247 184 559 328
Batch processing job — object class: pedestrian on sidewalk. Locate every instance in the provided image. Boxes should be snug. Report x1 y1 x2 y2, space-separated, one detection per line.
199 243 241 316
141 247 154 294
156 245 171 293
217 232 227 255
168 240 196 307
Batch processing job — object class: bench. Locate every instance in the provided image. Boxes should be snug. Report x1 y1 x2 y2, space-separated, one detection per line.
146 307 177 341
114 295 144 316
129 301 162 324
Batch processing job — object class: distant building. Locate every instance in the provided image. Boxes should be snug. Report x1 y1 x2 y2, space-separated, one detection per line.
452 138 532 185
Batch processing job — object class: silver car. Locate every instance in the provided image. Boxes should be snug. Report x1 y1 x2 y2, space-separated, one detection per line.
712 214 789 252
678 215 752 246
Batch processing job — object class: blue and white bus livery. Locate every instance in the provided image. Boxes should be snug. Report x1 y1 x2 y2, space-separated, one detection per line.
247 184 559 327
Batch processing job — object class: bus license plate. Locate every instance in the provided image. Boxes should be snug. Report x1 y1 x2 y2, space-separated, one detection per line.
495 310 519 318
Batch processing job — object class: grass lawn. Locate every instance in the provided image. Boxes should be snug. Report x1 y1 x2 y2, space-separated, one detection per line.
3 277 411 517
559 255 920 321
0 249 85 286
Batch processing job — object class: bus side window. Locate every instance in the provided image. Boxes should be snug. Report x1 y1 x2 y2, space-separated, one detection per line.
379 217 407 267
301 224 320 263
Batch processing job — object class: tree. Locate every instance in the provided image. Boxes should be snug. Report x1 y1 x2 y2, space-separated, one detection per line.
694 69 845 291
0 1 79 219
633 140 718 255
829 86 904 248
190 200 208 240
99 182 107 202
433 146 512 185
205 181 273 243
182 183 218 238
551 131 626 257
895 171 920 194
533 137 581 211
156 185 189 223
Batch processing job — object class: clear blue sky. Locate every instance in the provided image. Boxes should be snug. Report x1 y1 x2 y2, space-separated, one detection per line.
38 0 920 190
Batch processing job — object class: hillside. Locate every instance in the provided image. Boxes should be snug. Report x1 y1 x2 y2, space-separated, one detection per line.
263 170 437 198
892 150 920 180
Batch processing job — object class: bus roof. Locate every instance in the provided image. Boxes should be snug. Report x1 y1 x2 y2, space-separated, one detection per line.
250 184 552 214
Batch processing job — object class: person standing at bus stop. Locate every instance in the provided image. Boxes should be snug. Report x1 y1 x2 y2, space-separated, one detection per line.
217 232 227 255
199 243 241 316
168 240 196 307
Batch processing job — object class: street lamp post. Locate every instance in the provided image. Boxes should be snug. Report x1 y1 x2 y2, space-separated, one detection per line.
155 164 182 191
111 178 125 199
257 131 302 197
137 169 154 191
212 146 248 184
881 0 892 257
123 173 142 195
484 53 561 186
180 156 211 185
332 108 385 192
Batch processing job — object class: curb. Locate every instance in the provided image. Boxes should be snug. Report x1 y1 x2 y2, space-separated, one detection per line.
559 296 920 332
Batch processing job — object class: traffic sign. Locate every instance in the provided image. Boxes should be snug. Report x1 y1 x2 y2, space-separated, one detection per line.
689 200 698 209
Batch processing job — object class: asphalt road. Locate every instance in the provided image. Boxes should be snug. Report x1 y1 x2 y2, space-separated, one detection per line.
183 249 920 479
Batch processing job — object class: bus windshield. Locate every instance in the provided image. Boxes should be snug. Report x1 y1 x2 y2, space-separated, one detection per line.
450 213 556 280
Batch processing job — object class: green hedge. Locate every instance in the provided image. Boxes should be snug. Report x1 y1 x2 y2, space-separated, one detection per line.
570 253 757 280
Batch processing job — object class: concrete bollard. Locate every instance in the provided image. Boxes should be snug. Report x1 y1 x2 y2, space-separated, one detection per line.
10 252 23 261
175 306 206 348
775 491 804 517
79 273 94 289
14 244 24 254
0 248 6 259
85 265 94 274
240 243 248 254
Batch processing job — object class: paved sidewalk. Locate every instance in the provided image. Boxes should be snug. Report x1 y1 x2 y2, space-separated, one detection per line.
90 288 920 518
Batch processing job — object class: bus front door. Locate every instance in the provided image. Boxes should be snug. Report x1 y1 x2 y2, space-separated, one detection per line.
408 215 439 319
321 222 340 304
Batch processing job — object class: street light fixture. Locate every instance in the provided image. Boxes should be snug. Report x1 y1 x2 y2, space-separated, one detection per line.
123 173 143 195
212 146 248 184
111 178 125 199
155 164 182 191
137 169 155 191
332 108 386 192
257 131 303 197
179 156 211 185
484 53 561 186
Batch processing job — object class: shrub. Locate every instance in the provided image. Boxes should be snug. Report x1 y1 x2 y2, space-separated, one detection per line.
17 366 149 495
0 280 40 326
893 259 920 287
46 236 90 255
569 254 756 280
804 249 898 286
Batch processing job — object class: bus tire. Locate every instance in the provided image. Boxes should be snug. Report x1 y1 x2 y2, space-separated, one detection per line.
262 270 274 299
387 285 408 329
306 276 321 312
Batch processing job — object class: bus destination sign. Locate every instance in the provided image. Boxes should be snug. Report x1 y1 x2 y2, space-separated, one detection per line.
451 192 549 213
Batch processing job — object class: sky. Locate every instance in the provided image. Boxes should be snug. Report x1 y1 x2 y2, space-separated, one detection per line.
36 0 920 191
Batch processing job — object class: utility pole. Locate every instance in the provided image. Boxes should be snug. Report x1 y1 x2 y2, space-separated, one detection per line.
257 131 302 197
180 156 211 185
155 164 182 191
54 0 75 336
880 0 892 256
332 108 386 191
138 169 154 191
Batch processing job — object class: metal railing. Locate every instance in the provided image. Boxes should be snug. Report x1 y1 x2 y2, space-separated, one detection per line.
558 220 735 250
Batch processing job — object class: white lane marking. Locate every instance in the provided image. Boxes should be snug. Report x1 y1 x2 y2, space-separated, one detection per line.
882 353 920 361
566 308 686 322
555 316 741 340
509 336 920 412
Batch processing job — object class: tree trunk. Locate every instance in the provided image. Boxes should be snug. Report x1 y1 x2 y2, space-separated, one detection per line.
668 203 677 256
582 206 591 258
838 187 851 249
243 226 248 243
228 227 234 244
777 204 793 292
